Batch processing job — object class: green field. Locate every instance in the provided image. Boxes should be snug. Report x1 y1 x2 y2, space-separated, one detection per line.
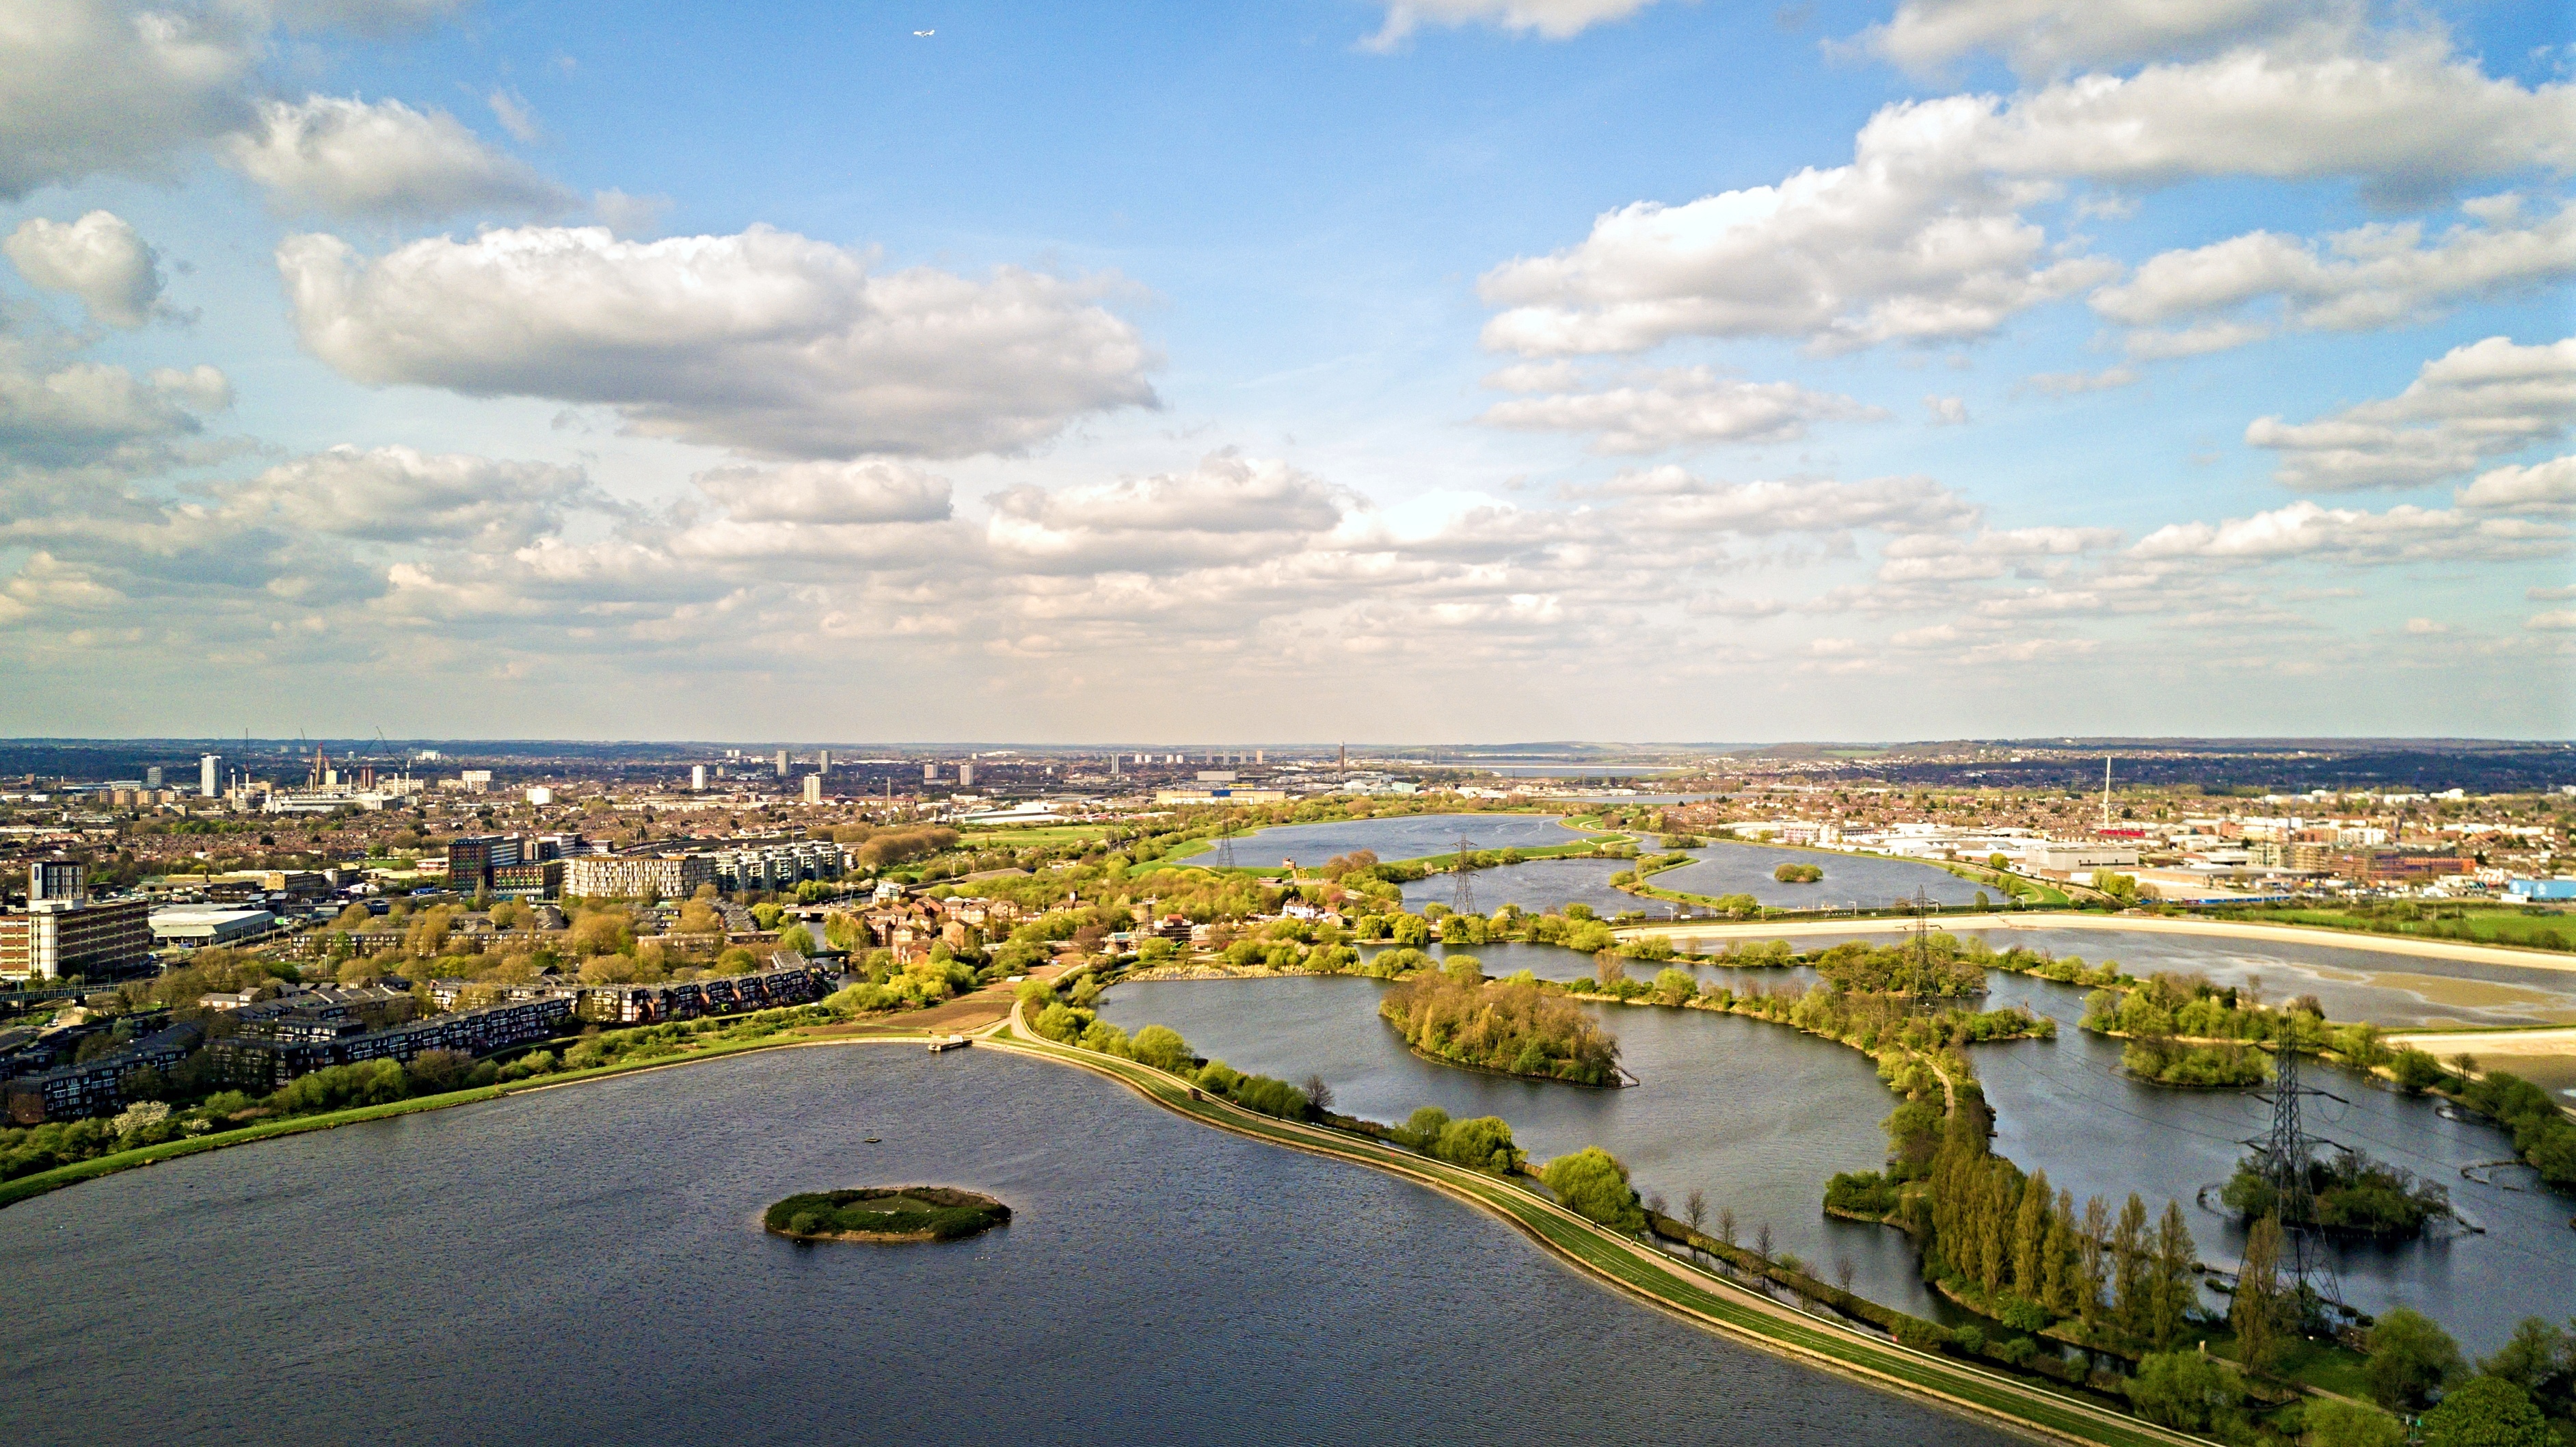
2217 906 2576 953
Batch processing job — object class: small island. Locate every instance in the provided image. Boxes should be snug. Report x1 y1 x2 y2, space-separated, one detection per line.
1772 862 1823 883
1380 972 1622 1086
765 1186 1011 1243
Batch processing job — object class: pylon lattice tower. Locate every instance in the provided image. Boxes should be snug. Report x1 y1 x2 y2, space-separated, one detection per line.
1215 823 1236 871
1451 832 1477 917
2245 1046 2347 1312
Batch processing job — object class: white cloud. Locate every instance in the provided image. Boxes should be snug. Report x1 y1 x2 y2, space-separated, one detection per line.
222 444 597 550
224 96 573 219
0 348 230 468
0 0 259 198
1861 0 2335 77
1924 393 1968 425
2093 202 2576 347
593 189 673 239
1364 0 1664 50
278 224 1159 460
1481 40 2575 356
2528 609 2576 631
2458 456 2576 517
985 451 1347 571
2246 336 2576 489
2131 497 2566 565
694 459 953 525
269 0 472 35
3 211 163 327
486 88 541 144
1478 366 1885 452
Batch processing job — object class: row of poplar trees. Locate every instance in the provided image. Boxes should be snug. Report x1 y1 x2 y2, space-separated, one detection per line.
1918 1093 2203 1350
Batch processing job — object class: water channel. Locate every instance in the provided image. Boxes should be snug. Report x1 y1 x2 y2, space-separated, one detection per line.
1105 936 2576 1354
0 1047 2015 1447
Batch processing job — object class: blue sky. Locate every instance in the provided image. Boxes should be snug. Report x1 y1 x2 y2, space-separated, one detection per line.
1 0 2571 741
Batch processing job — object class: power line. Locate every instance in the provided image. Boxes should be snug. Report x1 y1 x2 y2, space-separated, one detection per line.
1451 832 1477 916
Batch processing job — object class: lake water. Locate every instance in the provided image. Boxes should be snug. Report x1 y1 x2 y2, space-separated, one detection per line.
1665 927 2576 1029
0 1047 2013 1447
1402 855 1686 919
1213 812 1595 867
1650 843 1989 910
1110 945 2576 1354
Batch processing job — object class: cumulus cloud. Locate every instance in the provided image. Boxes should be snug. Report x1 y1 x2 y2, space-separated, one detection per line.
2246 336 2576 490
2023 365 2138 395
2457 456 2576 517
1364 0 1665 50
2131 497 2565 565
2093 202 2576 348
0 0 260 198
278 225 1159 460
1860 0 2335 77
1478 366 1885 452
694 458 953 524
1924 394 1968 425
0 348 230 469
223 96 572 219
3 211 164 327
1481 40 2575 355
222 444 598 550
985 451 1347 571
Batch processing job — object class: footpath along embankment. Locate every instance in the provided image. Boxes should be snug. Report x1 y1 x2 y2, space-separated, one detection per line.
984 1003 2212 1447
1614 911 2576 975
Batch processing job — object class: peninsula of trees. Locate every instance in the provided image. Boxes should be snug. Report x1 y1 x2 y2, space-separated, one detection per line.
764 1186 1010 1243
1378 966 1622 1086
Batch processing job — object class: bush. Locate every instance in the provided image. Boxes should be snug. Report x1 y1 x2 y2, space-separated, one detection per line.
2125 1351 2244 1433
2391 1048 2450 1094
2417 1377 2554 1447
1430 1115 1522 1173
2365 1307 2465 1410
2300 1398 2405 1447
1542 1147 1644 1232
1130 1024 1193 1074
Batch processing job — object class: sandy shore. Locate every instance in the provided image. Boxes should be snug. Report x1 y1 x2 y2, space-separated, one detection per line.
2383 1025 2576 1054
1615 912 2576 976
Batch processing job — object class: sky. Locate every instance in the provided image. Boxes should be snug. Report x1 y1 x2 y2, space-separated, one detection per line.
0 0 2571 743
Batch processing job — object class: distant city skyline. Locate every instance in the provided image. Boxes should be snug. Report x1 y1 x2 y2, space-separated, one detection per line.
2 0 2569 739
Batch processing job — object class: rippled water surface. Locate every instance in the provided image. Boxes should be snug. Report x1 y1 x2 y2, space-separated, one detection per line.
1112 944 2576 1354
0 1046 2015 1447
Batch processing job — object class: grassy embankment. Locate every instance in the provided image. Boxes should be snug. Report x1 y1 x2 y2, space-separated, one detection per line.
986 1016 2210 1447
2199 904 2576 953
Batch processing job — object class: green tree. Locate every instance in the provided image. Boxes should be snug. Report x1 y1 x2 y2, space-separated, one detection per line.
1130 1024 1192 1074
1650 967 1699 1005
2149 1200 2196 1349
2125 1351 2244 1433
2418 1377 2554 1447
1542 1147 1645 1232
1443 953 1485 986
777 924 815 955
2365 1307 2465 1411
2112 1193 2150 1338
2230 1214 2286 1373
1432 1116 1522 1173
2475 1316 2572 1400
2300 1398 2405 1447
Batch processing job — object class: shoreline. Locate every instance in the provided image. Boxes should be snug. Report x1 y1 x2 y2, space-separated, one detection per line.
983 1005 2201 1447
0 1001 2238 1445
1615 911 2576 974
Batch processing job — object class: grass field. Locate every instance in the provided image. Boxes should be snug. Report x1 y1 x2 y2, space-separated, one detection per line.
2227 907 2576 953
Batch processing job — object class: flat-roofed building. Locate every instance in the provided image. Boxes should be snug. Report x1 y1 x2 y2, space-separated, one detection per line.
563 852 714 901
0 897 153 980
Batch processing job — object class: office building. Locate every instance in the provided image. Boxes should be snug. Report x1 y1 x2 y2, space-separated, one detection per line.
924 763 938 782
0 896 154 980
818 749 830 771
775 749 789 778
803 774 822 805
958 762 975 788
692 764 708 791
200 753 220 797
150 907 278 949
145 766 162 788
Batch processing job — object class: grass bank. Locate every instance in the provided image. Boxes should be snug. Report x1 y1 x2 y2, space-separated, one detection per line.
986 1009 2211 1447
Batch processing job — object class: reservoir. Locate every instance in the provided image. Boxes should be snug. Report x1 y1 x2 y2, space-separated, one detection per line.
0 1046 2013 1447
1108 941 2576 1354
